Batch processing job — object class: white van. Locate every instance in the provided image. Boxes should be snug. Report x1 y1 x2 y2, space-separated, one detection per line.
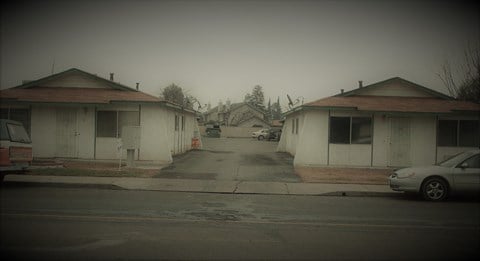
0 119 33 172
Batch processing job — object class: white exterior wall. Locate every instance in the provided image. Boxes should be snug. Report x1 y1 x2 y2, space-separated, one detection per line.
410 116 436 166
30 105 96 159
29 103 196 161
76 106 96 159
372 114 389 166
278 112 304 156
31 106 57 158
372 114 437 167
293 110 329 166
162 108 195 156
329 144 371 166
139 105 173 162
282 109 448 168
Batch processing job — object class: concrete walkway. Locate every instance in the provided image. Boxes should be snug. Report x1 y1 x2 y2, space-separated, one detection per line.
3 174 401 197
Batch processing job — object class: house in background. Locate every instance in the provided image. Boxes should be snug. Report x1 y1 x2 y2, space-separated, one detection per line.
0 68 198 163
278 77 480 168
203 101 270 128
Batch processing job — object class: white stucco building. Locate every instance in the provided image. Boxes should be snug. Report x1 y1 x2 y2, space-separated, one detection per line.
0 68 199 163
278 77 480 167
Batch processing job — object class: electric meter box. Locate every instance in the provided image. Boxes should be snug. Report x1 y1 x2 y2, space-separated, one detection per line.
121 126 141 150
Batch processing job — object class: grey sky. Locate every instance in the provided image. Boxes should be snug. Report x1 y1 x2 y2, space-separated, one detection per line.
1 0 478 110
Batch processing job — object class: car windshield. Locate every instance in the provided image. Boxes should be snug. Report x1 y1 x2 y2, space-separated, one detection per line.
437 151 477 167
6 123 31 143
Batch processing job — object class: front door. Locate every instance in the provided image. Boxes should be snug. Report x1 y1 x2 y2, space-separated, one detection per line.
56 108 78 158
389 118 411 167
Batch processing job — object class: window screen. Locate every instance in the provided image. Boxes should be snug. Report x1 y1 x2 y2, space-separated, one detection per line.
351 117 372 144
97 111 117 137
330 117 350 144
459 120 479 147
438 120 457 146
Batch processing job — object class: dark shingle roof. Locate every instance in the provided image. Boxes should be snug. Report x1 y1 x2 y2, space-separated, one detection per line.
304 96 479 113
0 87 162 104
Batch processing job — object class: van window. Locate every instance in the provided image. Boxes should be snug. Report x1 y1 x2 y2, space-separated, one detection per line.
6 123 31 143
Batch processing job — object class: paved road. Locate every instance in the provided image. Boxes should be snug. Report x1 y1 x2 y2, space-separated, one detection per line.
156 137 299 182
1 186 479 260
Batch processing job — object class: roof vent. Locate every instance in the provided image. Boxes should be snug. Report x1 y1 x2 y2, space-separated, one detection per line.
136 83 139 91
110 73 114 81
358 80 363 88
340 89 344 94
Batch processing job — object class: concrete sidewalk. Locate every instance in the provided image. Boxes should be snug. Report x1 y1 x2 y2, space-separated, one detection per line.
2 174 401 197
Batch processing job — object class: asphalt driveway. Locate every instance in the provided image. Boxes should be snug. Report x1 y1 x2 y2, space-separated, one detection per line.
155 137 299 182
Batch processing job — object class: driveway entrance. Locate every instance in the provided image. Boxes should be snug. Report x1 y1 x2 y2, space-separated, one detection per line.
155 138 299 182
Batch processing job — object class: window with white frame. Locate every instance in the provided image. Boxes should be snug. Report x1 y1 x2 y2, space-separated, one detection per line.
329 116 372 144
96 111 139 138
438 120 479 147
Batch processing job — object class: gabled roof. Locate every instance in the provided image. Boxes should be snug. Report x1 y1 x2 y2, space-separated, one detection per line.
293 77 479 114
12 68 137 91
0 87 161 104
0 68 164 104
235 114 271 127
336 77 454 100
304 96 479 113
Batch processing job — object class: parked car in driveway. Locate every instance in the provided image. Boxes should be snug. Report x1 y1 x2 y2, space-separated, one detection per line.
388 149 480 201
252 129 269 140
266 128 282 141
0 119 33 177
205 125 221 138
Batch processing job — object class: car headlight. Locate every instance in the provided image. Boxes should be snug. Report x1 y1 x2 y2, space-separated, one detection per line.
398 172 415 179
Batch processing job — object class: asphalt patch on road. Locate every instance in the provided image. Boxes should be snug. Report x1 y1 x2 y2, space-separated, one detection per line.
240 154 285 166
202 150 235 154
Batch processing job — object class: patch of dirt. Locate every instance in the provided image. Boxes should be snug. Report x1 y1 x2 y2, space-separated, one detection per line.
30 160 161 178
295 166 393 185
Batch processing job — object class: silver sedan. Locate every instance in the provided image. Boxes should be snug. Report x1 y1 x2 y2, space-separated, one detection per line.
388 149 480 201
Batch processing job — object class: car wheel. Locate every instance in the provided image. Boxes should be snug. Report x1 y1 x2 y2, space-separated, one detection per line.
257 135 264 140
422 177 449 201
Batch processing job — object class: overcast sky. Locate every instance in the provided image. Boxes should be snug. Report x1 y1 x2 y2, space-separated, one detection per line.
1 0 478 110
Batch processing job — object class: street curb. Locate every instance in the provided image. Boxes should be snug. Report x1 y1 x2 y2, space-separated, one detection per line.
1 181 123 190
1 178 402 198
321 191 403 198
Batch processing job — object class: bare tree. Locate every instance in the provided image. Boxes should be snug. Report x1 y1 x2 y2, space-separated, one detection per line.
438 45 480 103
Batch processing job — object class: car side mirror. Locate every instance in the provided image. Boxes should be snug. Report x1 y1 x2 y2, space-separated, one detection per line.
460 162 469 169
